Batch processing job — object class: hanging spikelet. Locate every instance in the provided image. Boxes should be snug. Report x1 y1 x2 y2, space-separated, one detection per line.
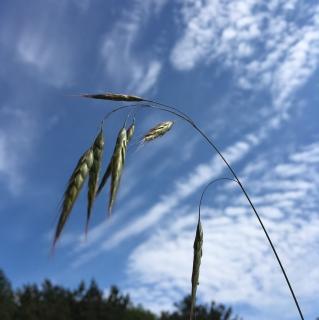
96 160 112 196
86 129 105 234
53 148 94 249
96 119 135 197
141 121 174 143
190 218 203 320
80 92 143 102
109 127 128 214
126 119 135 143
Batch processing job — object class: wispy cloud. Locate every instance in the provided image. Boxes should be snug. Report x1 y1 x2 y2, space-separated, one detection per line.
0 107 37 194
100 0 167 95
125 141 319 319
16 27 74 87
171 0 319 109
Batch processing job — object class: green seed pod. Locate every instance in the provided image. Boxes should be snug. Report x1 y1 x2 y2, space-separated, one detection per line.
53 148 94 249
142 121 174 143
109 127 128 214
126 121 135 144
81 92 143 102
190 218 203 320
86 129 105 234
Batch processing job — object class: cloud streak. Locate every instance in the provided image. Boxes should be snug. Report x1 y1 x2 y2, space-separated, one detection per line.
0 107 37 194
100 0 167 95
171 0 319 109
125 141 319 319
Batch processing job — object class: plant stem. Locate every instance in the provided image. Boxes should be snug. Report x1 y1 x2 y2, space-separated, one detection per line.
100 101 304 320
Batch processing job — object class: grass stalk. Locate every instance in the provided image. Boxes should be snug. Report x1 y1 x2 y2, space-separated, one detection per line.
96 100 304 320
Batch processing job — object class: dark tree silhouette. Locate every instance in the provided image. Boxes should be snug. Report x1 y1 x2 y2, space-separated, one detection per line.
160 295 242 320
0 268 246 320
0 270 16 320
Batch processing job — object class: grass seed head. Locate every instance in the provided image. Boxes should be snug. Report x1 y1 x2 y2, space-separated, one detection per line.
109 127 128 215
142 120 174 143
86 129 105 234
96 120 134 198
53 148 94 249
81 92 143 102
126 120 135 144
190 219 203 320
96 159 112 197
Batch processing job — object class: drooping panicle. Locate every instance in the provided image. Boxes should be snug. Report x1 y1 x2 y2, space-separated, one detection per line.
190 218 203 320
53 148 94 249
141 121 174 143
86 129 105 234
80 92 143 102
108 127 128 215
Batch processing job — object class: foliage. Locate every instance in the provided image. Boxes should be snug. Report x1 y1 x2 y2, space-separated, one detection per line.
0 269 242 320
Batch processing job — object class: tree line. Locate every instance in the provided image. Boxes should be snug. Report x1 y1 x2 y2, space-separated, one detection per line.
0 269 242 320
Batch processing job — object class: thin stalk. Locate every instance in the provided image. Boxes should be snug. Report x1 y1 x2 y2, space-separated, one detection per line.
98 101 304 320
199 178 237 220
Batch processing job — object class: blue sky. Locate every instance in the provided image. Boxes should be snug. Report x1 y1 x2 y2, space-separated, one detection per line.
1 0 319 319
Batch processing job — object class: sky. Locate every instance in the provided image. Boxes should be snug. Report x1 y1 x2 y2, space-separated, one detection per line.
0 0 319 319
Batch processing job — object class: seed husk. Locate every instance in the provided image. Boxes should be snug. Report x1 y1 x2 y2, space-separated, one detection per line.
96 160 112 196
80 92 143 102
96 120 135 197
126 120 135 143
190 218 203 320
141 121 174 143
86 129 104 234
53 148 94 249
108 127 128 215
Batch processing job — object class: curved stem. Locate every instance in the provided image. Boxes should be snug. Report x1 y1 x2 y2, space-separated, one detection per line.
98 101 304 320
199 178 237 221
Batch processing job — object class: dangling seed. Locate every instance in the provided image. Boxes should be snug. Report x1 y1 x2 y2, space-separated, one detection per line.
96 119 135 197
96 160 112 196
126 120 135 143
109 127 128 214
53 148 94 249
141 121 174 143
190 218 203 320
86 129 104 234
80 92 143 102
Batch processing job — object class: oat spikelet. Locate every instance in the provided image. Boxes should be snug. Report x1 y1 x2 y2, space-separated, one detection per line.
109 127 127 215
190 218 203 320
96 120 134 197
86 129 105 234
80 92 143 102
96 160 112 196
141 121 174 143
53 148 94 249
126 120 135 144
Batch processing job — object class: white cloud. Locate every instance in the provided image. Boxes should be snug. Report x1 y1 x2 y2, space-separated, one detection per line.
133 61 162 95
171 0 319 109
124 141 319 319
0 107 37 194
100 0 167 95
16 27 74 87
